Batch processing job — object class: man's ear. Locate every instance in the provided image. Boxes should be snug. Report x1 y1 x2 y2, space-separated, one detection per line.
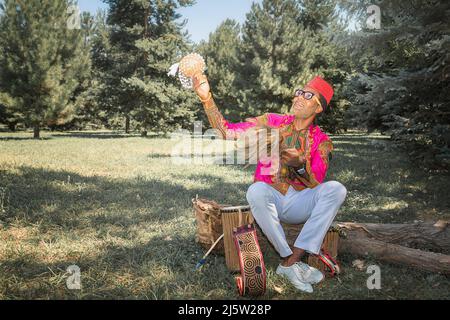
315 103 323 114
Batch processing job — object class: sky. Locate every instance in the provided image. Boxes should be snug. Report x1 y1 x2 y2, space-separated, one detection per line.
77 0 108 15
177 0 261 43
77 0 261 44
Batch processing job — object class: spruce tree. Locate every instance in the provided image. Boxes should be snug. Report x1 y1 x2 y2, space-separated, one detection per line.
297 0 352 133
237 0 318 116
233 0 350 133
340 0 450 168
70 10 109 130
99 0 197 135
0 0 90 138
197 19 242 122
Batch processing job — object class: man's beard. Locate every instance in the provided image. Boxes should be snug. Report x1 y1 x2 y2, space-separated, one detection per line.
290 104 311 119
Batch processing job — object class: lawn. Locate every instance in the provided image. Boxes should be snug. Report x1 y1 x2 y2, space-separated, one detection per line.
0 129 449 299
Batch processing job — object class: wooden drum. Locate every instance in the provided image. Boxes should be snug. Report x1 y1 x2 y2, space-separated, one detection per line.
220 205 254 272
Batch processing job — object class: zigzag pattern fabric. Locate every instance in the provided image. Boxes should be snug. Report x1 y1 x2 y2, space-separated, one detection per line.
233 224 266 296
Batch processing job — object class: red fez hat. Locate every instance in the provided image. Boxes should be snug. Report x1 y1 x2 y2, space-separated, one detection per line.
305 76 334 108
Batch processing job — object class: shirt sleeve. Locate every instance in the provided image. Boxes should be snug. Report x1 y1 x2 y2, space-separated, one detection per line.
308 139 334 184
203 96 269 140
293 138 333 188
318 140 333 169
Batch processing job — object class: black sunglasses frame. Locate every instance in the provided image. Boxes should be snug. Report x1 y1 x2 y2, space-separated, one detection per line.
294 89 315 100
294 89 328 111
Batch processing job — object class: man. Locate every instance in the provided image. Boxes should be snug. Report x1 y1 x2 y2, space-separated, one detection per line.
193 74 347 293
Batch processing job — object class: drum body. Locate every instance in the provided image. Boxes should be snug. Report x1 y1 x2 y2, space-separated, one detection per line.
220 205 254 271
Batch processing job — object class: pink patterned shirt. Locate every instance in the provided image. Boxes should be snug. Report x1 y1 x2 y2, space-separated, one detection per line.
203 103 334 195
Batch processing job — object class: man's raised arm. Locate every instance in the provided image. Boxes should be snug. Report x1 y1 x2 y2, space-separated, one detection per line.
192 74 266 140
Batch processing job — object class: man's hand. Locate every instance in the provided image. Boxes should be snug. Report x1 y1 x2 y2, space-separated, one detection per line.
192 73 210 101
281 148 306 168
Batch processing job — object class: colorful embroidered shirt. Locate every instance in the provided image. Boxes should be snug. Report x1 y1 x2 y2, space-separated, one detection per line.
202 99 334 195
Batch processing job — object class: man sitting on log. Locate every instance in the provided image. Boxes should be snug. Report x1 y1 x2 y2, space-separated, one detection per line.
193 74 347 293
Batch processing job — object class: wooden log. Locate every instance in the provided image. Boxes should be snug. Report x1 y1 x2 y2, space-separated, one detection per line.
339 235 450 274
336 220 450 253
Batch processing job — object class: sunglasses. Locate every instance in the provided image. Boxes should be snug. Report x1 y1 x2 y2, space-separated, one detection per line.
294 89 323 108
294 89 316 100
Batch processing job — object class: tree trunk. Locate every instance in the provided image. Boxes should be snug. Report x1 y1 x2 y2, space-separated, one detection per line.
339 236 450 274
125 115 130 134
33 124 40 139
336 220 450 274
336 221 450 252
8 122 16 132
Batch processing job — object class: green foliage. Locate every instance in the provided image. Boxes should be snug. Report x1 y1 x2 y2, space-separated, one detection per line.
199 0 351 133
95 0 198 134
197 19 242 122
57 11 106 131
69 10 113 130
0 0 91 137
341 0 450 168
236 0 316 116
1 0 446 168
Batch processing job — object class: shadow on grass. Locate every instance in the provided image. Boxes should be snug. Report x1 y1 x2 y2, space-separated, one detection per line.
0 166 249 230
0 228 240 299
51 132 137 139
3 223 449 300
0 166 252 298
329 134 449 222
1 132 449 299
50 132 166 140
0 137 52 141
2 132 447 229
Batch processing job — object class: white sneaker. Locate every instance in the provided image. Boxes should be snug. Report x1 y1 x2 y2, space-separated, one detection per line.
294 262 324 284
276 264 313 293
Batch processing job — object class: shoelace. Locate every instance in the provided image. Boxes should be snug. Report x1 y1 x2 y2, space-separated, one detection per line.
293 262 312 280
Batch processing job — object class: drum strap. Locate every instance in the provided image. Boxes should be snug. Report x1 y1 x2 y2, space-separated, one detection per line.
232 224 266 296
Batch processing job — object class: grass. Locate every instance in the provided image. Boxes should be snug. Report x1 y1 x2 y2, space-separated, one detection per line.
0 129 449 299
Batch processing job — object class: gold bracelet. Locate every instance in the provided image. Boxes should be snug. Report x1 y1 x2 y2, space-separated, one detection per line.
200 92 212 103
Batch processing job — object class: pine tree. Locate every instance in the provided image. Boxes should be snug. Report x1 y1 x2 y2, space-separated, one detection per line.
0 0 91 138
197 19 242 122
0 103 17 130
297 0 352 133
0 11 16 130
237 0 318 117
298 0 336 31
232 0 350 133
99 0 197 135
69 10 110 130
340 0 450 168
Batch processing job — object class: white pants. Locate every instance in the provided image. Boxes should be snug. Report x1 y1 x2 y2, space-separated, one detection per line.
246 181 347 257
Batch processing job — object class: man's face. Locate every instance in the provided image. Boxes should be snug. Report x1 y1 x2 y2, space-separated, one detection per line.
290 86 323 119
